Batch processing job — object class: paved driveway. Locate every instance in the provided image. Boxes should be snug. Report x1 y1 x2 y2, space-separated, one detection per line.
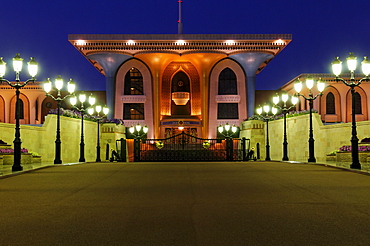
1 162 370 245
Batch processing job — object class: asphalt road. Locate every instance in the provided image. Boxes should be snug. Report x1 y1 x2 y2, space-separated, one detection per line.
1 162 370 246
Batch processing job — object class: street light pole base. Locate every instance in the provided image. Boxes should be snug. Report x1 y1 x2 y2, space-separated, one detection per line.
12 165 23 172
350 162 361 170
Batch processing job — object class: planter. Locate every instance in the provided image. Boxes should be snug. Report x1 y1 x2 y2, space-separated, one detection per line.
32 156 42 164
336 151 370 163
2 153 32 165
326 155 336 162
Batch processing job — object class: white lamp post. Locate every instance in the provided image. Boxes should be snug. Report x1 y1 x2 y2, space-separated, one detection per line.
294 76 325 163
331 53 370 169
70 93 95 162
43 75 75 164
257 104 277 161
88 104 109 162
0 54 38 172
272 93 298 161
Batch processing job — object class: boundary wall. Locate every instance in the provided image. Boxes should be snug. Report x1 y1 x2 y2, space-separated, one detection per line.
240 113 370 163
0 115 125 164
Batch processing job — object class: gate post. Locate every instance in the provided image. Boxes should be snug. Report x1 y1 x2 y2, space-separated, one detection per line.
226 138 233 161
119 138 127 162
134 138 141 162
106 144 110 160
242 137 246 161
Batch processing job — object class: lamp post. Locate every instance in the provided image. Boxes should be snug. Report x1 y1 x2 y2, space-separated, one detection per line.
294 76 325 163
130 124 149 162
70 93 95 162
0 54 38 172
87 105 109 162
331 53 370 169
44 76 75 164
129 123 149 139
217 123 237 138
218 123 237 161
257 105 278 161
272 93 299 161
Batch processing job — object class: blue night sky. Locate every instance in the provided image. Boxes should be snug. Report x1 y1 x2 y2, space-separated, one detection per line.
1 0 369 91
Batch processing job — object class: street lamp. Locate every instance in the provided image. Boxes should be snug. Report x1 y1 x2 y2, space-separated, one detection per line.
294 76 325 163
70 93 95 162
218 123 238 161
218 123 237 138
129 123 149 139
331 53 370 169
44 76 75 164
257 104 278 161
87 104 109 162
130 124 149 162
273 93 299 161
0 54 38 172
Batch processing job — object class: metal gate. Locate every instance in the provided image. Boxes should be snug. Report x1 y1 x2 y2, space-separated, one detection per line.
133 131 250 162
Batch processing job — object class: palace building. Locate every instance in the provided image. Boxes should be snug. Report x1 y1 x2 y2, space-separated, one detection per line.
68 34 291 138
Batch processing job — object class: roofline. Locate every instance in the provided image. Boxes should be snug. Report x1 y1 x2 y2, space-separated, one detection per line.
68 34 292 41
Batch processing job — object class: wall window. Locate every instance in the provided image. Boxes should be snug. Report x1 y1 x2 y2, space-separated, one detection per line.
218 68 237 95
354 92 362 114
124 68 143 95
123 103 144 120
326 92 335 114
217 103 238 119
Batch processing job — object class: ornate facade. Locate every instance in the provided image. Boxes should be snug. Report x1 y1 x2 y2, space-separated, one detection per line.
69 34 291 138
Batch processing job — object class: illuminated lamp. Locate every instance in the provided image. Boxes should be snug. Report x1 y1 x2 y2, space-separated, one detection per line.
172 92 190 105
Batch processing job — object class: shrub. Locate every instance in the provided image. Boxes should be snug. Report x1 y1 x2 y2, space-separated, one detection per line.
47 108 124 125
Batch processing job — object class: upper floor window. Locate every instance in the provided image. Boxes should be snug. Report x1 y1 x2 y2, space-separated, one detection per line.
218 68 237 95
326 92 335 114
217 103 238 119
124 68 143 95
123 103 144 120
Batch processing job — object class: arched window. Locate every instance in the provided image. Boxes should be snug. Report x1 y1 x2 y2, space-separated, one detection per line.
326 92 335 114
354 92 362 114
124 68 143 95
218 68 237 95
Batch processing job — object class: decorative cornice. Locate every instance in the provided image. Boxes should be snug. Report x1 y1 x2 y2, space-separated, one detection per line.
121 95 146 103
215 95 241 103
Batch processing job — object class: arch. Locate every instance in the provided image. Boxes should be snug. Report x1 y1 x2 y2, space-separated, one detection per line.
161 61 201 116
326 92 335 114
346 86 367 122
124 67 143 95
116 58 154 137
321 86 341 122
10 93 30 124
218 68 237 95
208 58 246 138
0 96 5 123
171 71 191 116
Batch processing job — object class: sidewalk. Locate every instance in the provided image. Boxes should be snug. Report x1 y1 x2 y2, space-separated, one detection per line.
2 158 370 178
0 162 84 178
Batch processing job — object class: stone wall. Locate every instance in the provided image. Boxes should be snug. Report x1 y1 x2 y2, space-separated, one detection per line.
240 114 370 163
0 115 125 164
